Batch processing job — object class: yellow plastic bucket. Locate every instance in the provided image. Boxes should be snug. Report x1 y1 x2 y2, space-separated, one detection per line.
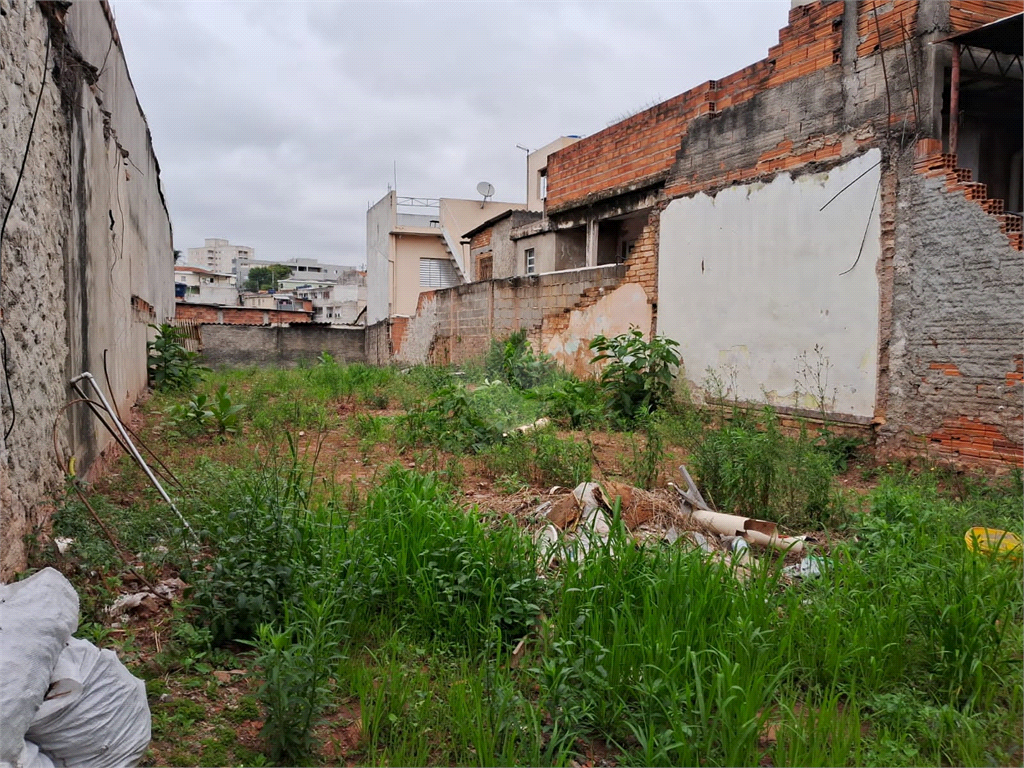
964 527 1022 561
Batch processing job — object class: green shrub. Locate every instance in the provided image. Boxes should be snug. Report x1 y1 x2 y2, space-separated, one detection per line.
485 330 559 390
688 408 839 529
534 377 606 429
147 323 207 391
589 328 680 424
399 380 542 454
478 429 592 488
251 590 346 765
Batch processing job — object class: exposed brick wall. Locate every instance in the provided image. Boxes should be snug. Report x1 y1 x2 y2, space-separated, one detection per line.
879 151 1024 467
544 1 849 212
948 0 1022 32
175 302 313 325
470 227 492 250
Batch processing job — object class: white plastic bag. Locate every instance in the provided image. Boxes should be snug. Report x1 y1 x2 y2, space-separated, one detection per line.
0 568 79 767
26 638 151 768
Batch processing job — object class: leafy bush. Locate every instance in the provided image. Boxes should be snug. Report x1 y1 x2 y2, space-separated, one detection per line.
400 380 541 454
485 330 559 390
209 384 244 435
589 328 680 424
147 323 207 391
534 377 606 429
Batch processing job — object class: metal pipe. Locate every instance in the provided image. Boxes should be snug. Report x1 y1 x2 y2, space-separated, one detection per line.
949 42 960 157
70 371 197 539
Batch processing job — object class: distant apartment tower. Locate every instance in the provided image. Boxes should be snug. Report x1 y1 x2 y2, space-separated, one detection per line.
236 256 348 287
186 238 254 275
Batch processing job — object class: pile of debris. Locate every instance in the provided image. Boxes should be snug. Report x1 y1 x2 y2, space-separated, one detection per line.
531 466 824 582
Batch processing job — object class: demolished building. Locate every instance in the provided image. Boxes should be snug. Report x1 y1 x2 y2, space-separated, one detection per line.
367 0 1023 469
0 1 175 577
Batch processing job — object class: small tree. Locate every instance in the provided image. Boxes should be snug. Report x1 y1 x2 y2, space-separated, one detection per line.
244 265 292 292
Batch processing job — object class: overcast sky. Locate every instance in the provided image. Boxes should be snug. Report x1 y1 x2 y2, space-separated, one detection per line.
111 0 791 267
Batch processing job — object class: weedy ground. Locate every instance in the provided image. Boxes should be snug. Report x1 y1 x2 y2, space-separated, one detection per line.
28 347 1023 768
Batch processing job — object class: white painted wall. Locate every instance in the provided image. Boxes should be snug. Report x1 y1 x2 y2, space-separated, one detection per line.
659 149 882 418
366 192 394 324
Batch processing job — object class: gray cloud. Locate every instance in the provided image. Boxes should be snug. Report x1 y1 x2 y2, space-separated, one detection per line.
111 0 790 266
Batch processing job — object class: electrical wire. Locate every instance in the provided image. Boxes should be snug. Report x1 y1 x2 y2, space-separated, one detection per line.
1 32 52 441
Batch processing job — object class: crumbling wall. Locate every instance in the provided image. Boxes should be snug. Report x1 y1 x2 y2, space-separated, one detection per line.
660 150 883 420
0 1 73 577
882 151 1024 466
1 1 173 578
385 267 628 367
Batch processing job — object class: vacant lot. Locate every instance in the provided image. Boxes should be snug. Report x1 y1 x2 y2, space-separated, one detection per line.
36 332 1023 767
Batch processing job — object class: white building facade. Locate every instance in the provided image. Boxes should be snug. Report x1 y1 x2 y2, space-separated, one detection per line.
174 265 239 306
186 238 254 275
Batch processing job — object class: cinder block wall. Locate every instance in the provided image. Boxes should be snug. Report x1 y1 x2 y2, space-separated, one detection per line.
200 325 366 368
390 267 627 366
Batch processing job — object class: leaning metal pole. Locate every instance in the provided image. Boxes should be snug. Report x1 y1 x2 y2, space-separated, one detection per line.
69 371 197 540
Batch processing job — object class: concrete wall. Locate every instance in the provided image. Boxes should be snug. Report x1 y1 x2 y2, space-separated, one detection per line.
1 1 174 577
366 192 393 324
515 231 557 275
440 198 525 280
201 325 365 368
660 150 883 419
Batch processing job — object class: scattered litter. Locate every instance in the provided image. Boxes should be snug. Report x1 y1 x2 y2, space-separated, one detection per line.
54 537 74 554
673 465 806 555
106 578 186 619
525 466 821 586
782 555 825 580
964 527 1022 561
504 417 550 437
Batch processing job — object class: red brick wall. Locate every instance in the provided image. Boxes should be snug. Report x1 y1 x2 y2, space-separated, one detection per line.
948 0 1022 32
470 227 492 250
175 302 312 325
544 1 848 212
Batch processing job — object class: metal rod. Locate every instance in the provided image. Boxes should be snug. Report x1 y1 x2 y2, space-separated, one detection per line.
950 42 960 157
70 371 197 539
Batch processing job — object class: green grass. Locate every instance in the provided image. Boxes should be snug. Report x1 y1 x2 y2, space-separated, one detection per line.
40 359 1023 766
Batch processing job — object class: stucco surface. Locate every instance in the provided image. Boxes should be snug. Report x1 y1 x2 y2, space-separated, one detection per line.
1 1 173 577
543 283 652 377
659 150 882 418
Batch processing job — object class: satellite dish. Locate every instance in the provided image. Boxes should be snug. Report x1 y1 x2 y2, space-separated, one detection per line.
477 182 495 207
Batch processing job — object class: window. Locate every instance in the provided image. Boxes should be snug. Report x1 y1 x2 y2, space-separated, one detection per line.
525 248 535 274
539 170 548 200
420 258 459 288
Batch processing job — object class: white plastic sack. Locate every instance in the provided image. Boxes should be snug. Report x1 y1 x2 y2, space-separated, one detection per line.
0 568 79 767
26 638 151 768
